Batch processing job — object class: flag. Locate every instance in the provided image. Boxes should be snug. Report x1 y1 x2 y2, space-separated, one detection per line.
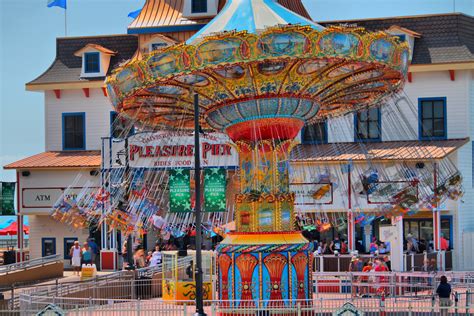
128 9 142 19
47 0 67 9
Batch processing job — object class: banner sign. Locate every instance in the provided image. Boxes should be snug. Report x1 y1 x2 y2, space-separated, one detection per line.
169 169 191 213
105 132 238 169
22 187 92 208
204 168 226 212
290 183 333 205
367 181 418 205
0 182 15 215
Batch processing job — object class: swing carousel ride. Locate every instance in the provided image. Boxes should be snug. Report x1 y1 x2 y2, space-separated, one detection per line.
51 0 463 307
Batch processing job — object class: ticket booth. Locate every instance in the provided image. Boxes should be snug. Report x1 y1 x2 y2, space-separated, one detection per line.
162 250 214 302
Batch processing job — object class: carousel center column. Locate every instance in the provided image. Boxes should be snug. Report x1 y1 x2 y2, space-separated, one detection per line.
216 117 314 307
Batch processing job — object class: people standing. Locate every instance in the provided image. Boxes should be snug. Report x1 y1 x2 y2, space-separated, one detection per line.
134 248 146 269
436 275 452 316
349 256 363 272
330 236 342 253
361 261 373 296
122 240 128 269
149 245 162 267
88 238 99 266
406 233 419 253
369 238 378 254
440 234 449 251
82 242 92 265
349 256 363 297
70 241 82 276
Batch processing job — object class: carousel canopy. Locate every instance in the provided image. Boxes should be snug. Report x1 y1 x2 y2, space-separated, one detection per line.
107 0 409 141
186 0 323 43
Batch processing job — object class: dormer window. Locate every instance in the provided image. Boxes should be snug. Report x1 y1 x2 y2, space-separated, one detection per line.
192 0 207 13
143 35 177 54
150 42 168 51
74 44 116 78
84 52 100 73
386 25 421 62
183 0 218 19
394 34 406 42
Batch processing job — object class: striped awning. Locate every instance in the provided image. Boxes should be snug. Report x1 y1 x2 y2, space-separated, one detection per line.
187 0 323 43
290 138 469 163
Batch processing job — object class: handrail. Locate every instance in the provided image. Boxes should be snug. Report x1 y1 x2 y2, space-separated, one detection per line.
0 254 61 274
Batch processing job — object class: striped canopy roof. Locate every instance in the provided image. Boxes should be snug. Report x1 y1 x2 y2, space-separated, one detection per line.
187 0 323 43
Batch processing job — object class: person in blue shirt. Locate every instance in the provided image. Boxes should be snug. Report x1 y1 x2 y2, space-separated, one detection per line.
88 238 99 265
436 275 452 315
82 242 92 265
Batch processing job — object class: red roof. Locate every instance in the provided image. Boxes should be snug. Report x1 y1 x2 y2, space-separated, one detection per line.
291 139 469 162
3 151 101 170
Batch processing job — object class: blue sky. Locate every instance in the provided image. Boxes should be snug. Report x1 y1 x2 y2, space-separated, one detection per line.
0 0 473 183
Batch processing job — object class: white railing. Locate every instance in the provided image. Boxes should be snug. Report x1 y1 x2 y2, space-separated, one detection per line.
0 254 61 275
313 251 453 272
2 255 194 310
8 265 474 314
17 295 473 315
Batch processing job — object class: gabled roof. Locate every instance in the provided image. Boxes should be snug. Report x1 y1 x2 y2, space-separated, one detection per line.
290 138 469 163
319 13 474 65
386 25 421 38
127 0 312 34
73 44 117 57
26 35 138 89
4 151 101 169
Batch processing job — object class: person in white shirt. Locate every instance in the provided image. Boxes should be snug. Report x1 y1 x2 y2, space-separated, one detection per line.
69 241 82 276
149 245 162 267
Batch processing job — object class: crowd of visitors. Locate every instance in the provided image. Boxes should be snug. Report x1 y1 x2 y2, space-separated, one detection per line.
405 232 450 254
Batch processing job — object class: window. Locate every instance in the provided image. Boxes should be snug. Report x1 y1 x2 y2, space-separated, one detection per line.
441 215 453 250
42 238 56 257
403 218 453 250
64 237 78 259
110 111 134 138
395 34 406 42
150 42 168 51
355 107 381 142
418 97 447 140
192 0 207 13
84 52 100 73
301 121 327 144
63 112 86 150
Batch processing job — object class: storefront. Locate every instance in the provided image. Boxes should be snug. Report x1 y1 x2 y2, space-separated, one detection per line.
98 131 239 269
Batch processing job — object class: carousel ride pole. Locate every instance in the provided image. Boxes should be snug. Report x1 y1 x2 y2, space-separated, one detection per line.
193 92 206 316
124 136 134 269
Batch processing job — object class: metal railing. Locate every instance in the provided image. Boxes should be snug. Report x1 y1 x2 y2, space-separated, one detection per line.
313 251 453 272
0 255 194 311
0 254 61 275
17 295 473 315
6 261 474 314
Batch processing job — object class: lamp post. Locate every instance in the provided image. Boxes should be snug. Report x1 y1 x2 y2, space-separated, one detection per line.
193 92 206 316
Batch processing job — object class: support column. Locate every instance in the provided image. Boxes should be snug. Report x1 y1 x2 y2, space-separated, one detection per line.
347 166 355 251
16 171 24 262
433 163 442 270
347 212 355 251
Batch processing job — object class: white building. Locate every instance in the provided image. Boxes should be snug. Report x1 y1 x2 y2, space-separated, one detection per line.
4 0 474 270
